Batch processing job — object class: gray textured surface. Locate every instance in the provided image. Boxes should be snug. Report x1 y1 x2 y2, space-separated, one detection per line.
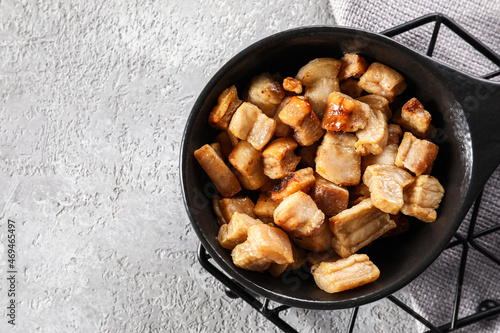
0 1 416 332
0 0 496 332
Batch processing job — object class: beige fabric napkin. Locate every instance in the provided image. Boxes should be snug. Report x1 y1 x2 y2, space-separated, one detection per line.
329 0 500 331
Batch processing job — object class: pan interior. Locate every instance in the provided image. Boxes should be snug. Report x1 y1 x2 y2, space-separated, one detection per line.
181 27 473 309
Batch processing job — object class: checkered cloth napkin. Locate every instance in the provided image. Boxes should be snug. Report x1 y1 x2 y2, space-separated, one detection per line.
329 0 500 331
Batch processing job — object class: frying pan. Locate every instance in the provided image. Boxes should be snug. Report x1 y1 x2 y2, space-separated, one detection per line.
180 22 500 310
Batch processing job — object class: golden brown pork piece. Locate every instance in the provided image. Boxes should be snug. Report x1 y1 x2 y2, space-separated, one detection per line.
295 57 341 118
226 129 240 147
394 97 432 138
268 244 306 277
232 224 294 272
357 94 392 119
339 78 363 98
355 107 389 156
262 137 301 179
329 198 396 258
271 167 316 203
361 124 402 172
228 102 276 150
210 142 223 158
297 141 320 169
212 196 256 225
246 73 285 117
214 131 235 159
218 213 264 249
228 102 260 139
358 62 407 102
278 96 324 146
283 77 303 94
208 85 243 130
248 112 277 150
311 254 380 293
348 183 371 207
289 218 333 252
322 92 370 132
254 192 279 224
395 132 439 176
228 141 268 190
194 144 241 197
273 191 325 237
273 97 294 138
401 175 445 222
315 131 361 186
338 53 369 81
363 164 415 215
311 174 349 217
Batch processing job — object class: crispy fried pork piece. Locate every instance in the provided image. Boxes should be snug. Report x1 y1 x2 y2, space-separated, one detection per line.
273 96 293 138
257 178 277 194
361 124 402 172
268 244 306 277
358 62 407 103
357 94 392 119
297 141 319 169
329 198 395 258
311 174 349 217
395 132 439 176
289 218 333 252
215 131 235 159
218 213 264 249
247 112 277 150
210 142 223 158
226 129 240 147
208 85 243 130
401 175 445 222
283 77 303 94
380 213 410 238
229 141 268 190
348 183 370 207
295 57 341 118
228 102 260 139
338 53 369 81
194 144 241 197
315 131 361 186
213 196 256 225
246 73 286 117
322 92 370 132
355 107 389 156
311 254 380 293
262 137 301 179
273 191 325 237
306 249 341 267
271 167 316 203
228 102 276 150
394 97 432 138
254 192 279 224
339 78 363 98
232 224 294 272
279 96 324 146
363 164 414 215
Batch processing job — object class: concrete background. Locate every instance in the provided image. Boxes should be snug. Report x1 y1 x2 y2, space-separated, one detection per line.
0 0 497 332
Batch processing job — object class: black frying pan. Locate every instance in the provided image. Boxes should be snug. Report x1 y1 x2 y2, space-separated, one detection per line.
180 24 500 310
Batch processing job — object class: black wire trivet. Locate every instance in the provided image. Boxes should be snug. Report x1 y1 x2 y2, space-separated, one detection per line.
197 13 500 333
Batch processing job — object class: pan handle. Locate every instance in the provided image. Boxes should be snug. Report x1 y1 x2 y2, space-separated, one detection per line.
462 77 500 201
384 13 500 202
